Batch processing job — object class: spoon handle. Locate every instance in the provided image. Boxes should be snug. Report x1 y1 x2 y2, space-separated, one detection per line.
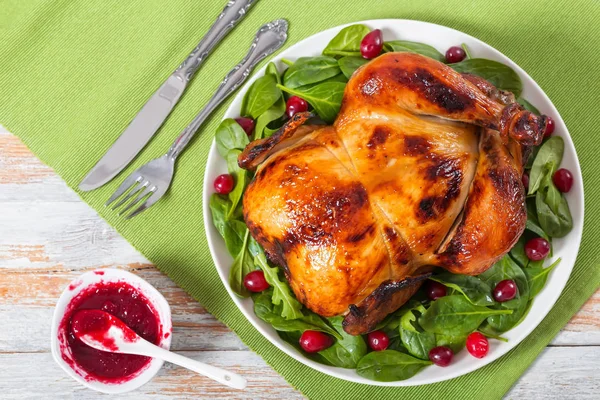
122 340 247 389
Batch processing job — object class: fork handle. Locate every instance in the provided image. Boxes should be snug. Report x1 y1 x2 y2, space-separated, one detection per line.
167 19 288 160
174 0 257 82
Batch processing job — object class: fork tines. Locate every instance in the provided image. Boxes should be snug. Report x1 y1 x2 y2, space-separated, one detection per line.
106 175 157 219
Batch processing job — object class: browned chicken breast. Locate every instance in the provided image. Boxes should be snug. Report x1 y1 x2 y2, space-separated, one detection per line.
239 52 547 335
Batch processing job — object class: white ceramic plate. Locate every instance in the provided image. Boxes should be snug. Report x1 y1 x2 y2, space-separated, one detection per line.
203 19 584 386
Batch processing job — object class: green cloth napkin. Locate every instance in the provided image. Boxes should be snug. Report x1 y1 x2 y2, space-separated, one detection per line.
1 0 599 398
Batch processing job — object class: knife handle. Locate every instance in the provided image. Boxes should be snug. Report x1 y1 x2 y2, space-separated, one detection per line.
167 19 288 160
174 0 257 82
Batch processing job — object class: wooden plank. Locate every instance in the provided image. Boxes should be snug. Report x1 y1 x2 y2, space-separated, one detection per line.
0 347 597 399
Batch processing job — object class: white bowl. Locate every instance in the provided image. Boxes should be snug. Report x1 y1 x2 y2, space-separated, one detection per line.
203 19 584 386
51 268 173 394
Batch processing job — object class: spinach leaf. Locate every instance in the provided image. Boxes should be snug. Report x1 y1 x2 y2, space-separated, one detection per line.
479 256 530 332
356 350 432 382
509 234 529 268
525 258 561 299
450 59 522 97
429 273 494 306
528 136 564 194
223 219 247 257
209 193 230 240
241 73 282 119
323 24 370 57
526 219 550 241
283 56 341 89
225 150 247 220
254 99 285 140
518 97 541 115
418 295 512 336
228 229 254 297
215 118 249 158
477 329 508 342
254 290 342 339
536 185 573 238
436 334 467 353
383 40 445 62
400 306 436 360
277 82 346 122
248 237 303 320
266 62 281 84
318 316 367 368
338 56 369 79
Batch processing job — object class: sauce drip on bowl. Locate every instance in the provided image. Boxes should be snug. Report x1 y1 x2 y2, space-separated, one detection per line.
58 281 161 383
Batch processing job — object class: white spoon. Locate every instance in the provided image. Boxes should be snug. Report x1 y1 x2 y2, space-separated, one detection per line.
72 309 247 390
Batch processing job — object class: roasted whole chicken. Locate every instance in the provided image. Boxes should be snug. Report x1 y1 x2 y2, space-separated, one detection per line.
239 53 547 335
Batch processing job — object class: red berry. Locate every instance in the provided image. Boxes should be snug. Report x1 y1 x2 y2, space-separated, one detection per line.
493 279 517 302
360 29 383 59
445 46 466 63
214 174 234 194
425 280 447 301
429 346 453 367
522 172 529 189
285 96 309 119
243 270 269 292
553 168 573 193
235 117 255 136
299 330 333 353
524 237 550 261
367 330 390 351
466 332 489 358
544 117 555 138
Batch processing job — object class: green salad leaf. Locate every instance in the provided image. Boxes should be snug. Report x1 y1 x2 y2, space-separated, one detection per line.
283 56 341 89
383 40 445 62
419 295 512 336
215 118 249 158
450 58 523 97
225 150 247 220
356 350 432 382
429 273 494 306
253 290 342 340
228 229 254 297
248 237 303 320
536 188 573 238
323 24 370 57
518 97 541 115
318 316 367 368
338 56 369 79
399 305 436 360
525 258 560 299
277 82 346 122
528 136 564 194
241 73 282 119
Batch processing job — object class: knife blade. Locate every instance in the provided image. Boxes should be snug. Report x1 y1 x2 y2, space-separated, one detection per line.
79 0 256 191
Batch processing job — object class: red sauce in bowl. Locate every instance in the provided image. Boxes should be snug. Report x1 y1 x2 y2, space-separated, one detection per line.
58 280 161 383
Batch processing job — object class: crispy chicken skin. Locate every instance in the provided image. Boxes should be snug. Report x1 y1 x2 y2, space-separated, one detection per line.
239 53 547 335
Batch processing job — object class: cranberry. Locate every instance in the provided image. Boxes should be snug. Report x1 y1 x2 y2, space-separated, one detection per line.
213 174 234 194
243 270 269 292
425 280 447 301
544 116 555 138
367 330 390 351
466 332 489 358
445 46 466 63
235 117 255 136
493 279 517 302
360 29 383 59
553 168 573 193
524 237 550 261
522 172 529 189
299 330 333 353
286 96 309 119
429 346 453 367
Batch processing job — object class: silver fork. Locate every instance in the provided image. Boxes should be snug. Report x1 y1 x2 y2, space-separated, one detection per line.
106 19 288 219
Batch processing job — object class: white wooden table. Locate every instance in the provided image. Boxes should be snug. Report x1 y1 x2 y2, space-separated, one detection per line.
0 126 598 399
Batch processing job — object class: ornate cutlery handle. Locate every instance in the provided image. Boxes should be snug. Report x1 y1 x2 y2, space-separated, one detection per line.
167 19 288 160
174 0 257 82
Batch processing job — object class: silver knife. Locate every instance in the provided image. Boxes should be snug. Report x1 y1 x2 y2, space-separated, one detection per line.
79 0 257 191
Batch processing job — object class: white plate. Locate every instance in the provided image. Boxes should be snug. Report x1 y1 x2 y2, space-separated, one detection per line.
202 19 584 386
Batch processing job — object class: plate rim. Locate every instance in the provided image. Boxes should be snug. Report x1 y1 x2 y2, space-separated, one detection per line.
202 18 585 386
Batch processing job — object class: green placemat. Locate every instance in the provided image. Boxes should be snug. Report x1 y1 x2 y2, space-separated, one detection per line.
1 0 599 398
